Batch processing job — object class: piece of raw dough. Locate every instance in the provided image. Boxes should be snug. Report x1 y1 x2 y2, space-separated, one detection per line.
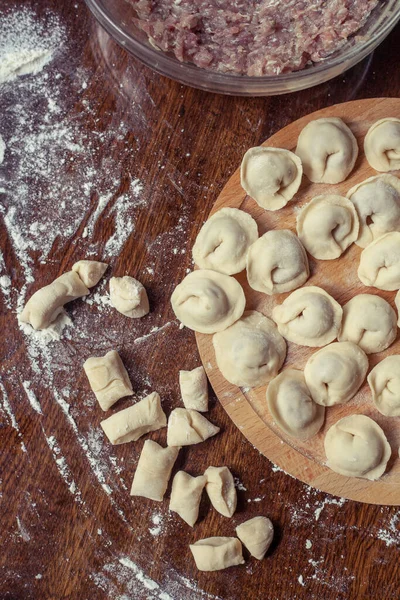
179 366 208 412
324 415 391 480
167 408 220 446
368 356 400 417
364 118 400 171
358 232 400 291
296 117 358 184
235 516 274 560
246 230 309 295
72 260 108 287
169 471 207 526
109 276 149 318
192 207 258 275
130 440 180 501
204 466 237 518
83 350 133 411
189 537 244 571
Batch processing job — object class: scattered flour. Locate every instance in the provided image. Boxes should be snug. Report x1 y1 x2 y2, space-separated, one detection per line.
377 512 400 547
42 431 82 501
305 539 313 550
22 380 42 414
0 134 5 164
18 311 73 342
314 497 346 522
149 511 164 537
16 516 30 542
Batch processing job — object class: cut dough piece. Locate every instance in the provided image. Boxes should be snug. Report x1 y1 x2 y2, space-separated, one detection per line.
189 537 244 571
338 294 397 354
20 271 89 330
213 310 286 387
272 286 342 347
192 207 258 275
204 466 237 518
246 230 309 295
130 440 180 501
167 408 220 447
364 118 400 172
240 146 303 211
83 350 133 411
358 232 400 291
347 174 400 248
266 369 325 441
171 269 245 334
296 195 359 260
100 392 167 444
304 342 368 407
179 366 208 412
109 276 149 318
235 517 274 560
169 471 207 527
72 260 108 287
296 117 358 184
368 356 400 417
324 415 391 480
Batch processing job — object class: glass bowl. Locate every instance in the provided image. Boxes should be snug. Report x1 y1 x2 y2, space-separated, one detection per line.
85 0 400 96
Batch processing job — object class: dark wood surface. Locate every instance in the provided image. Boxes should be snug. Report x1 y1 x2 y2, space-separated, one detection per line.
0 2 399 599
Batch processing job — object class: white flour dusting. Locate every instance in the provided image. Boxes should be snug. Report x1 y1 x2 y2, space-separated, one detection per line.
16 516 31 542
0 134 5 164
42 431 82 501
22 380 42 414
313 497 346 521
18 311 73 342
149 511 164 537
377 512 400 547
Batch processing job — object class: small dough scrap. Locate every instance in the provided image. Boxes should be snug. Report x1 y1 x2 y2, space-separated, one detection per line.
246 230 309 295
296 195 359 260
347 174 400 248
304 342 368 407
213 311 286 388
20 271 89 330
368 356 400 417
235 516 274 560
324 415 391 480
167 408 220 447
171 269 245 334
189 537 244 571
338 294 397 354
204 466 237 518
266 369 325 441
130 440 180 501
100 392 167 444
296 117 358 184
272 286 342 347
358 232 400 291
72 260 108 287
192 207 258 275
169 471 207 527
179 366 208 412
240 146 303 211
109 276 149 318
83 350 133 411
364 118 400 172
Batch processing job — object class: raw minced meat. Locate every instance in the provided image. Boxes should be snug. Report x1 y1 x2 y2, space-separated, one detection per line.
130 0 379 76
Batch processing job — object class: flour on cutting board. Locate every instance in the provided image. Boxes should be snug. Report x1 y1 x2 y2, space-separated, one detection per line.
0 134 5 164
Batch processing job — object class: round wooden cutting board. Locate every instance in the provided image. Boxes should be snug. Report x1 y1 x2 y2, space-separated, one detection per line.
196 98 400 506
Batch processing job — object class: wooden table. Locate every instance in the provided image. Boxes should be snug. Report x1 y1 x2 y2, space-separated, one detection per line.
0 2 399 599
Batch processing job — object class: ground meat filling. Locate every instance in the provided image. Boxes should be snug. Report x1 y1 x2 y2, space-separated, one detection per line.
131 0 379 76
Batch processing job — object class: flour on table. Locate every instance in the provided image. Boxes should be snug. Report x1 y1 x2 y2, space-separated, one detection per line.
0 134 5 164
22 380 42 414
15 516 30 542
42 431 82 502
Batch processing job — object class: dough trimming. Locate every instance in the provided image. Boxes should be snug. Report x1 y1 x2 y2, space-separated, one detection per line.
167 408 220 446
110 276 150 318
72 260 108 288
179 366 208 412
189 537 244 571
204 466 237 518
235 516 274 560
130 440 180 501
83 350 133 411
169 471 207 526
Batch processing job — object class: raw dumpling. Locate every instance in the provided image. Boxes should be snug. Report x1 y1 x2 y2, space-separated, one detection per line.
204 466 237 518
304 342 368 407
189 537 244 571
296 195 359 260
169 471 207 527
192 208 258 275
130 440 180 501
347 174 400 248
109 276 150 318
235 516 274 560
167 408 220 446
240 146 303 211
364 118 400 172
358 232 400 291
246 230 309 295
324 415 391 480
338 294 397 354
296 117 358 184
72 260 108 287
179 366 208 412
272 286 342 347
266 369 325 440
83 350 133 411
213 311 286 387
368 356 400 417
171 269 245 334
395 290 400 326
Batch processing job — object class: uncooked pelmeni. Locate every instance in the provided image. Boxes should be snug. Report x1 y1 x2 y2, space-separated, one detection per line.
368 356 400 417
324 415 391 480
266 369 325 440
169 471 207 527
72 260 108 287
130 440 180 501
235 516 274 560
395 290 400 326
364 118 400 171
213 311 286 387
171 269 245 334
358 232 400 291
240 146 303 211
167 408 220 446
246 230 309 295
189 537 244 571
204 466 237 518
304 342 368 407
109 276 149 318
347 174 400 248
179 366 208 412
192 207 258 275
83 350 133 411
338 294 397 354
272 286 342 347
296 195 359 260
296 117 358 184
